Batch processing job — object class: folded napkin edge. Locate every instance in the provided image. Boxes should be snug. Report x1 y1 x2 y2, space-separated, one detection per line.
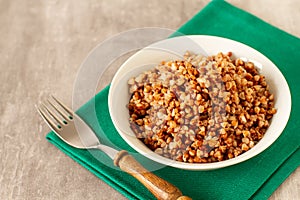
187 1 300 41
46 132 143 200
251 148 300 199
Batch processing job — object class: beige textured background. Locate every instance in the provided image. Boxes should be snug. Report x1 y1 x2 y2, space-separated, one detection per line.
0 0 299 199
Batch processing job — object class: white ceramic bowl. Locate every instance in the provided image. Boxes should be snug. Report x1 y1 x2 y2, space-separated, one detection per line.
108 35 291 170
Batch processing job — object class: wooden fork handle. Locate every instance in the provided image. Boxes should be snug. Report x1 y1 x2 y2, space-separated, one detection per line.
114 150 192 200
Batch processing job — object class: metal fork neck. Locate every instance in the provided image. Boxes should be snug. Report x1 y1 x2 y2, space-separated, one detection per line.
94 144 119 160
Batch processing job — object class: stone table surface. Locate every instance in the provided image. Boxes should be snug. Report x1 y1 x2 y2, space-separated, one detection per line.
0 0 299 199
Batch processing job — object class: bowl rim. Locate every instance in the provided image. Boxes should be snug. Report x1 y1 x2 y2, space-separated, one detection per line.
108 35 292 170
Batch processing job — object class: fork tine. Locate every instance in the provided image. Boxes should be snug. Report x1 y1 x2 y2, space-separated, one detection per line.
36 105 60 132
51 95 74 116
47 98 70 121
42 103 65 125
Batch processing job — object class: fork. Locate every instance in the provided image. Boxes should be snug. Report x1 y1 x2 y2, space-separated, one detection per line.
37 95 191 200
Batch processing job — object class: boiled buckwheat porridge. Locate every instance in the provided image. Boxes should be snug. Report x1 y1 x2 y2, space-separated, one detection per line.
127 52 276 163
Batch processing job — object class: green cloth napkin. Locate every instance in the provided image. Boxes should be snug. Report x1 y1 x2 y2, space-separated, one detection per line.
46 1 300 199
